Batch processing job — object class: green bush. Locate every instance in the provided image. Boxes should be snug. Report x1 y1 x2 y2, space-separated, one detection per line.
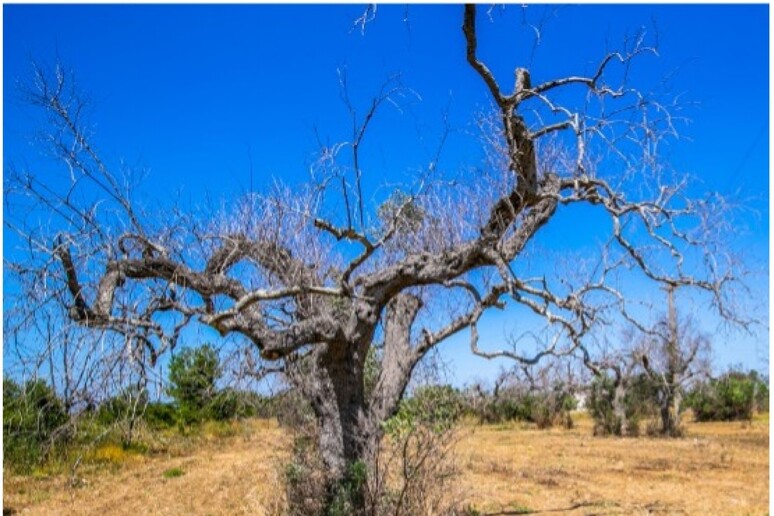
383 385 464 436
168 344 221 424
163 466 185 478
326 460 368 516
3 378 69 472
753 372 770 413
687 370 768 422
95 386 149 426
531 386 578 429
144 401 177 429
208 388 269 421
473 384 577 428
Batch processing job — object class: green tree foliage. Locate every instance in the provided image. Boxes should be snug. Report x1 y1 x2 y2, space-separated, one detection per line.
209 387 272 421
168 344 221 424
3 378 69 472
143 401 178 429
167 344 273 425
687 370 769 422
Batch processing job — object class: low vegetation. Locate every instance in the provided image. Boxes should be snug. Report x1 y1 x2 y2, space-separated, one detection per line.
586 373 657 436
2 344 307 477
686 370 769 422
3 379 69 474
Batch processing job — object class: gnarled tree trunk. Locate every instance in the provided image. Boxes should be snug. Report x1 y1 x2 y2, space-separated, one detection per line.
660 388 682 437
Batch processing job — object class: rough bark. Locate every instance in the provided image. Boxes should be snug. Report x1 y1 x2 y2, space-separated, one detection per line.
293 341 370 481
660 389 682 437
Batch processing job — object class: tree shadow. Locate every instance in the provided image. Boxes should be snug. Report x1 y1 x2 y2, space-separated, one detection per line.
485 502 610 515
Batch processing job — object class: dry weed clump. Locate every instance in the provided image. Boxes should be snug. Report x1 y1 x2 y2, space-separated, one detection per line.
277 417 471 515
367 426 470 515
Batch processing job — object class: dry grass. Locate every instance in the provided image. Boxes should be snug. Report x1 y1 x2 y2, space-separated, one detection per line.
3 419 290 516
3 414 768 515
455 413 769 515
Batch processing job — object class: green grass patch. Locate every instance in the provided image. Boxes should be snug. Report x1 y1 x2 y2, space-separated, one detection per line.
162 467 185 478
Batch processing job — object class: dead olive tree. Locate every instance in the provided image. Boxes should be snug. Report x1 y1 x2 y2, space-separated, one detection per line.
5 5 743 507
586 344 646 437
637 286 711 436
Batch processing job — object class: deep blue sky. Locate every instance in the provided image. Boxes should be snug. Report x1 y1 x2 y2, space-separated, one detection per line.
4 4 769 383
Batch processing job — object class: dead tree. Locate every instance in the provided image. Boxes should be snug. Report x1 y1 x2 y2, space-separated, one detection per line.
5 5 745 507
585 344 643 437
638 286 711 436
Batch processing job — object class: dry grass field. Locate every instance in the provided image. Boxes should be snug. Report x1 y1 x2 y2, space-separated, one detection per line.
3 414 768 515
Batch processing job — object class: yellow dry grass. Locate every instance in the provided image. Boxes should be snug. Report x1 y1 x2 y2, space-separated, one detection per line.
454 413 769 514
3 414 768 515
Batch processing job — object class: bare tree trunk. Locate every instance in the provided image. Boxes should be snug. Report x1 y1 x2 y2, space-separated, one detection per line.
659 286 683 437
292 340 374 510
310 349 366 469
612 381 629 437
291 295 424 511
660 389 682 437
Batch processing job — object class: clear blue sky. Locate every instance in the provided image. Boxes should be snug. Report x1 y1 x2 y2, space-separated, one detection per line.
4 4 769 384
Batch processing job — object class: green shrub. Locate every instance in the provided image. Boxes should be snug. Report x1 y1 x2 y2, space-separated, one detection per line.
3 378 69 473
753 372 770 413
587 373 656 436
95 386 148 426
326 460 367 516
144 401 177 429
163 467 185 478
207 388 268 421
687 370 768 422
207 388 241 421
383 384 464 437
168 344 220 424
473 384 577 428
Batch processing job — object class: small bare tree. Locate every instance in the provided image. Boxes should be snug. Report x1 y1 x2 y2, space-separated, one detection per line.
586 345 644 437
5 5 747 508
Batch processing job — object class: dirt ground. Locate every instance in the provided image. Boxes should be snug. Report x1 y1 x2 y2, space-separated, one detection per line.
455 414 769 514
3 414 768 515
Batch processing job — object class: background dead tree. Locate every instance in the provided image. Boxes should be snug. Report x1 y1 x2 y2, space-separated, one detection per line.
586 344 644 437
637 286 711 436
4 5 748 508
